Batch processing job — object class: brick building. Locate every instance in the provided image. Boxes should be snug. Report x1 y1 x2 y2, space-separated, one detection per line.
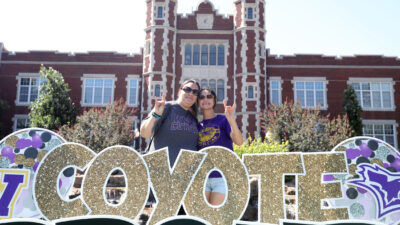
0 0 399 149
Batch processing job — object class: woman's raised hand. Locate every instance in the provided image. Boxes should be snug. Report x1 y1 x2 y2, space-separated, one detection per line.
154 93 166 115
224 99 236 122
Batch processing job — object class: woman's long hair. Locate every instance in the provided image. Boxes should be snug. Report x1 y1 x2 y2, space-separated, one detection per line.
179 79 201 117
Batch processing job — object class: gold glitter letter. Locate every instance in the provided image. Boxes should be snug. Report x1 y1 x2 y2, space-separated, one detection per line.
184 147 249 225
34 143 96 220
243 153 304 224
298 153 349 221
82 146 149 220
143 148 206 225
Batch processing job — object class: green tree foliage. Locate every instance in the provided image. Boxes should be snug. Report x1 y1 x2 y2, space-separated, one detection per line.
234 136 288 158
58 99 136 153
0 91 10 139
260 101 352 152
342 85 363 136
29 66 77 130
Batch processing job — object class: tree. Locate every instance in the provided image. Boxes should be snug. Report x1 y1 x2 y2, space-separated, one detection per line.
0 91 10 139
342 85 363 136
29 66 77 130
58 99 136 153
260 101 352 152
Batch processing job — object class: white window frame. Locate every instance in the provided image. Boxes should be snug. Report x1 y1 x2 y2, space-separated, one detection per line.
12 114 30 131
15 73 46 106
348 78 395 111
362 120 398 148
245 83 257 100
245 4 256 21
126 75 140 107
154 3 165 19
199 78 225 103
80 74 116 107
269 77 282 105
182 41 227 67
150 81 163 98
292 77 328 110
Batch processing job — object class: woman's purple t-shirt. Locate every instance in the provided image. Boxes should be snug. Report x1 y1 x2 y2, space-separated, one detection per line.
198 115 232 178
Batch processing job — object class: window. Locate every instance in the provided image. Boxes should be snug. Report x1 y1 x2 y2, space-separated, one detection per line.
127 78 139 106
248 86 254 99
209 79 216 92
13 115 30 131
201 45 209 65
247 8 253 19
245 84 257 100
351 81 393 110
270 80 281 105
217 45 225 66
185 45 192 65
294 80 326 108
184 44 225 66
193 45 200 65
363 121 397 148
156 6 163 18
210 45 216 65
201 79 208 89
154 84 161 97
199 79 225 102
17 77 47 104
82 75 115 106
217 80 224 102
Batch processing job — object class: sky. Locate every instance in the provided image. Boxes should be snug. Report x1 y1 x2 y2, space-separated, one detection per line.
1 0 400 57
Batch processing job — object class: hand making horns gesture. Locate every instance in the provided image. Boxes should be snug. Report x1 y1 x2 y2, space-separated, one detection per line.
154 93 166 115
224 99 236 122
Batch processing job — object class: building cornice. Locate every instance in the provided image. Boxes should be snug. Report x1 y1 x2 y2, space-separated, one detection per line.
177 30 233 35
1 61 142 66
145 26 176 32
235 26 266 33
267 65 400 69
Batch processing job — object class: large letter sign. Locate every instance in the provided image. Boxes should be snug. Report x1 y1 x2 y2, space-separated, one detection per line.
0 170 29 218
0 128 399 225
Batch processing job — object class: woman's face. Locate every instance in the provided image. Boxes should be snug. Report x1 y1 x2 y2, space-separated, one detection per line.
177 82 199 110
198 90 215 110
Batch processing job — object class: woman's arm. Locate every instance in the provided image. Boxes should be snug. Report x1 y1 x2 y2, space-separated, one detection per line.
140 94 165 138
224 100 244 146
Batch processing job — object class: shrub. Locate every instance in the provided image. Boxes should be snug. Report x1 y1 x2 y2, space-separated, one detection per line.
234 136 289 159
260 101 352 152
58 99 136 153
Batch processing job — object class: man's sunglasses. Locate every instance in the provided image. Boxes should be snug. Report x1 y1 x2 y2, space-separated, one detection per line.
199 94 213 100
181 86 199 96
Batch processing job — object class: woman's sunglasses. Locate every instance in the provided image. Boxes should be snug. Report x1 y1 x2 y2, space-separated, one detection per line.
181 86 199 96
199 94 214 100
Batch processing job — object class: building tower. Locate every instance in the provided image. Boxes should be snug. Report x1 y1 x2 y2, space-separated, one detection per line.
233 0 266 137
142 0 177 114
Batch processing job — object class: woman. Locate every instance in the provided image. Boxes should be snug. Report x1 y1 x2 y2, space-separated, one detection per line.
140 79 200 168
197 87 244 205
